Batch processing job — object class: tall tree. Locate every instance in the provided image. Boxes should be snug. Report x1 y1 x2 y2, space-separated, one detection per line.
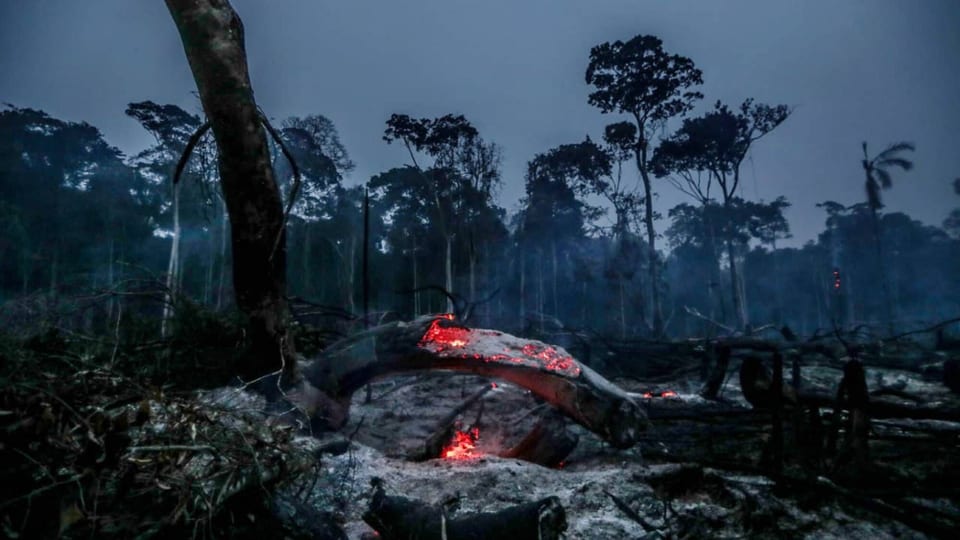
125 101 207 335
383 113 485 312
652 100 790 328
585 34 703 336
518 141 604 328
0 106 147 301
861 141 915 327
274 114 353 301
165 0 296 387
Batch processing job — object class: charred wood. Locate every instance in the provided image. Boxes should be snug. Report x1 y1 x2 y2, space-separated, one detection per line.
295 315 646 448
362 479 567 540
409 383 494 461
499 410 578 468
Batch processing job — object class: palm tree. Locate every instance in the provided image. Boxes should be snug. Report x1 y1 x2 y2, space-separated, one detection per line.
860 141 914 329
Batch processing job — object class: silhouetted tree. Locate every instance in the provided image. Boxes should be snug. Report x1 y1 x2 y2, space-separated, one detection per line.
943 178 960 238
275 114 353 301
861 141 915 327
383 114 502 313
126 101 211 333
585 34 703 336
652 100 790 328
518 141 604 329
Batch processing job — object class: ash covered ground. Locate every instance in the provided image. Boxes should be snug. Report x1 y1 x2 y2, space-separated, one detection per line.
275 371 954 539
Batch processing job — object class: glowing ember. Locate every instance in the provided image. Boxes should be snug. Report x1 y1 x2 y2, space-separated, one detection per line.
441 426 481 460
641 390 680 399
418 316 581 377
419 318 471 350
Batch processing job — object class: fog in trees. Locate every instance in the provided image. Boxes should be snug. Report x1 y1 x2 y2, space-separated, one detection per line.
2 1 959 538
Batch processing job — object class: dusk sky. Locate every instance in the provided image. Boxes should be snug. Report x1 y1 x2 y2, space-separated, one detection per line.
1 0 958 245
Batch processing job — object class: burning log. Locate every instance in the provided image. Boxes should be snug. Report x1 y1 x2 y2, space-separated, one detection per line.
499 410 579 468
295 315 647 448
409 383 495 461
362 479 567 540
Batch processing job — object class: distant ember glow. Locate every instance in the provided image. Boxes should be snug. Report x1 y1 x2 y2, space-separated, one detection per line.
441 426 481 460
641 390 680 399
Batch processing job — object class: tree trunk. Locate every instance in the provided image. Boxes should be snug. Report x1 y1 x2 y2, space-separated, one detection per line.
636 148 663 336
216 196 228 309
551 240 558 318
726 237 745 329
301 222 311 298
537 247 544 331
869 206 894 330
411 235 420 315
362 188 370 325
165 0 296 386
519 247 526 325
107 236 116 322
161 180 181 338
444 234 454 312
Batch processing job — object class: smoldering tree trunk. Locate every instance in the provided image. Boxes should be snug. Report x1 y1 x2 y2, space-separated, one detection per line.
166 0 296 385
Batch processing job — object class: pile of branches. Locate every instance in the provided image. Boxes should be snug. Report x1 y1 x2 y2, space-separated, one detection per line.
0 349 320 539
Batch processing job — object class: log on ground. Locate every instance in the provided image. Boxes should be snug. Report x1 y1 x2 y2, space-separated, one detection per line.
295 315 647 448
362 479 567 540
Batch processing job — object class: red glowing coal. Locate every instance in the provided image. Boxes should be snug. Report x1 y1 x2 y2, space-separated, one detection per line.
641 390 680 399
441 426 481 460
418 316 582 377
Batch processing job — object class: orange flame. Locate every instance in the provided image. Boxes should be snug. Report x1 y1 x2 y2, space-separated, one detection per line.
441 427 481 460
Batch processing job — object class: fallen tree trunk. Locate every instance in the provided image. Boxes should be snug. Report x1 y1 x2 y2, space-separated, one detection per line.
295 315 647 448
362 479 567 540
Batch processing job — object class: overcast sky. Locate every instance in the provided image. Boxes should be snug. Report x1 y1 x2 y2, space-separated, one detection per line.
1 0 958 244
